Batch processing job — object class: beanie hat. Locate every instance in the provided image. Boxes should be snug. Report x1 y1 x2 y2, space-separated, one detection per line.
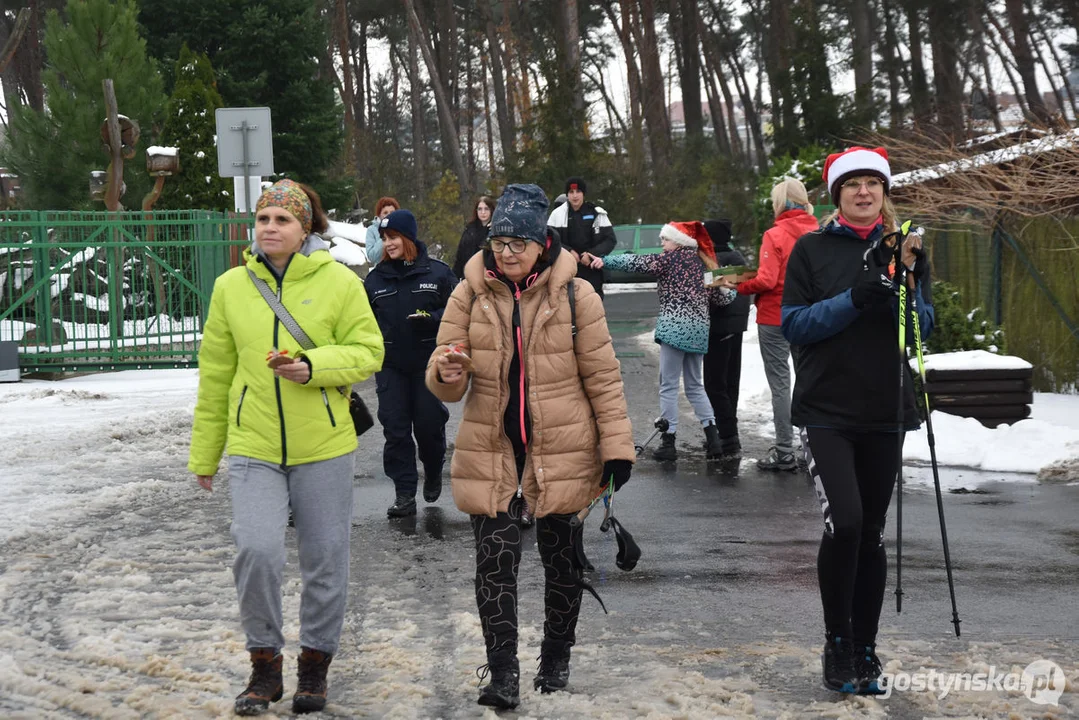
256 179 312 234
823 146 891 206
703 219 733 251
379 208 419 244
489 183 550 244
660 221 717 263
565 177 587 195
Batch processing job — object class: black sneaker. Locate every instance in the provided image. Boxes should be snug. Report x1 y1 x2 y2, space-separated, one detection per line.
520 499 535 528
534 639 571 693
855 642 885 695
652 432 677 461
822 636 859 694
422 462 443 503
387 494 417 517
477 649 520 709
757 446 797 471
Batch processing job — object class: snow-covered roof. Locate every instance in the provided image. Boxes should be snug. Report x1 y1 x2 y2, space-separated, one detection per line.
892 128 1079 188
146 146 179 157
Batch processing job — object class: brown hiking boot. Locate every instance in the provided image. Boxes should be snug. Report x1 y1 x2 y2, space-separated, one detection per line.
234 648 283 716
293 647 333 714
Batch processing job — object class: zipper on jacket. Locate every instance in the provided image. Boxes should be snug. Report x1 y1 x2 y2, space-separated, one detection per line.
273 282 288 469
236 385 248 427
513 284 527 499
321 388 337 427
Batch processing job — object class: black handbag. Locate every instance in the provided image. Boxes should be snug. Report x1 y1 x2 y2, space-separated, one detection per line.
248 269 375 437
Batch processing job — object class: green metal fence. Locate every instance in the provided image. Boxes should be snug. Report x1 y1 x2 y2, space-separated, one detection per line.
1 210 251 372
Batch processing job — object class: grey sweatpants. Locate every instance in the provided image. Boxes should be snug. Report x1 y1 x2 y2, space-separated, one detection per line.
658 342 715 435
758 324 794 453
228 454 355 654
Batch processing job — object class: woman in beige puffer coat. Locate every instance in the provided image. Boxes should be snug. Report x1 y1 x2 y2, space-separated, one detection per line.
425 184 634 710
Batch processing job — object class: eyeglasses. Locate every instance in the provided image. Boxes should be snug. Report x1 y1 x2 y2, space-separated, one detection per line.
841 178 884 192
488 238 528 254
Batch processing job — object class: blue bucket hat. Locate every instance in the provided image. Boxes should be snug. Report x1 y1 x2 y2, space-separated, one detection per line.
489 184 549 244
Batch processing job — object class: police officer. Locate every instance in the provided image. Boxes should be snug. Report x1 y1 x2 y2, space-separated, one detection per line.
364 209 457 517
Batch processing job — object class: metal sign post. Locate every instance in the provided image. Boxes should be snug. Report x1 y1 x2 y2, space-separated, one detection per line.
215 107 275 213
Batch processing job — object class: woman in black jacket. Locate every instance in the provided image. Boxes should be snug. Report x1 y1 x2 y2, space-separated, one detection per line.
452 195 496 280
781 147 933 697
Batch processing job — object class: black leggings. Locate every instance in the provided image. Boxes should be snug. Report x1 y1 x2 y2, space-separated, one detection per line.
802 426 901 644
471 498 584 655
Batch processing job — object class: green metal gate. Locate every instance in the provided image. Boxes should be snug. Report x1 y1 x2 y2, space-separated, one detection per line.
0 210 251 373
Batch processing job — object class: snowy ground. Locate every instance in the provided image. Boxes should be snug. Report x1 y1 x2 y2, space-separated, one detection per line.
1 299 1077 717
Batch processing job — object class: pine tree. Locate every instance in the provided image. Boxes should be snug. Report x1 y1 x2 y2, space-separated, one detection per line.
0 0 165 209
138 0 345 207
157 45 230 211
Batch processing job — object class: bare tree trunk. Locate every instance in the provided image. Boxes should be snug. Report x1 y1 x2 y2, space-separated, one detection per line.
479 2 515 166
637 0 671 168
927 0 965 138
403 0 472 192
560 0 584 113
335 0 357 174
851 0 874 123
880 0 904 129
481 52 496 173
1004 0 1051 125
464 25 475 180
970 1 1004 132
983 12 1031 117
675 0 704 139
1030 4 1079 119
905 1 932 128
407 24 428 194
352 23 366 130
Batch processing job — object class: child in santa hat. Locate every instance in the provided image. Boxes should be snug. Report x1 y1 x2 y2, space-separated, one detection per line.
586 222 735 461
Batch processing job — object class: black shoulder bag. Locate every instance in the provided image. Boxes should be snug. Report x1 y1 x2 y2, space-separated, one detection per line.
247 269 375 436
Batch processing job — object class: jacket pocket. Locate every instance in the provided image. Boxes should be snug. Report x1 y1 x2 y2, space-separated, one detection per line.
236 385 248 427
321 388 337 427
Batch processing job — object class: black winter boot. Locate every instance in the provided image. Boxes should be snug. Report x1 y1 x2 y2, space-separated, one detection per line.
534 638 572 693
477 648 520 709
387 494 417 517
703 423 724 459
854 642 885 695
422 461 443 503
652 432 677 461
821 636 859 694
292 647 333 714
234 648 284 716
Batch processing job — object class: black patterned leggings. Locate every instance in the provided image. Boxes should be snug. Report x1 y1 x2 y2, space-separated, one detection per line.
470 496 584 655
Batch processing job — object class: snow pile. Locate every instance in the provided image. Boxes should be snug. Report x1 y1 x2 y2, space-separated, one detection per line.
327 236 367 267
324 220 367 245
145 146 179 157
904 411 1079 474
920 349 1032 372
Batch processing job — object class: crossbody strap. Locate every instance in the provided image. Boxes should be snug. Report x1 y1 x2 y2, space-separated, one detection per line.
247 268 348 397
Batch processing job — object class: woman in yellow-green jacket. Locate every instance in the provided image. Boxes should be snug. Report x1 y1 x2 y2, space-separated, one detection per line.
189 180 383 716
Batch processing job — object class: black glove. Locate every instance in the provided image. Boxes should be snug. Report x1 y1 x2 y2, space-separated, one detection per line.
850 274 896 309
602 459 633 492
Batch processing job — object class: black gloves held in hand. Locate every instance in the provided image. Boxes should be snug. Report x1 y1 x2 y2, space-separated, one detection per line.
602 459 633 492
851 274 896 309
907 244 929 286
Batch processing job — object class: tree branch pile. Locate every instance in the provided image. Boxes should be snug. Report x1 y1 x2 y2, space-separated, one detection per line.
865 128 1079 228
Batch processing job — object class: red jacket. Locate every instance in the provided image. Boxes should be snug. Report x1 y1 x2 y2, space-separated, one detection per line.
738 209 820 326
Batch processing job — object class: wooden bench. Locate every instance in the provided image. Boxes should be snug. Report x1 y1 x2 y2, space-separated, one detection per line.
920 351 1034 428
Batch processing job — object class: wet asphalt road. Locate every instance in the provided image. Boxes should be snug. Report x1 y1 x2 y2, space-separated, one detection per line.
343 289 1079 717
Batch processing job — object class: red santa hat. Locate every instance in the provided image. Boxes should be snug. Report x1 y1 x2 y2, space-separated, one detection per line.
822 146 892 205
660 221 717 263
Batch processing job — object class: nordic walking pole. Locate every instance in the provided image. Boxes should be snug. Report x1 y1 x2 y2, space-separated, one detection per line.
893 229 910 614
907 232 962 636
